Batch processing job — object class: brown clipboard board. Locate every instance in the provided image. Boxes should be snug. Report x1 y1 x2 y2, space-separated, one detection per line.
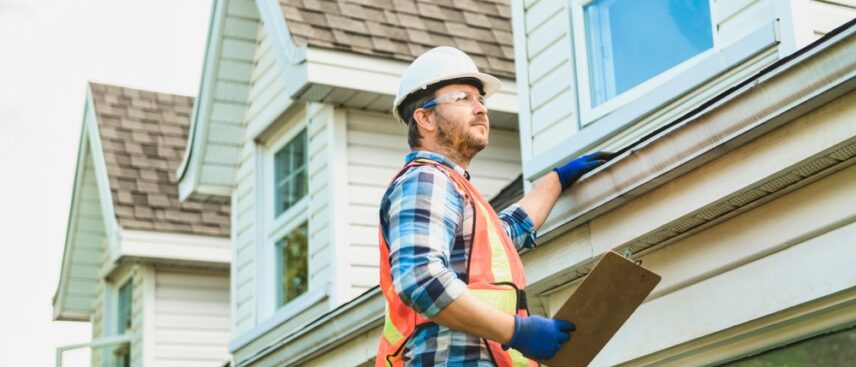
539 251 661 367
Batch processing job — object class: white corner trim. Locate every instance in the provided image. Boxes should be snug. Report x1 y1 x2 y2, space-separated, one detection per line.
304 48 519 114
328 107 350 307
142 267 156 367
119 229 231 265
228 287 328 352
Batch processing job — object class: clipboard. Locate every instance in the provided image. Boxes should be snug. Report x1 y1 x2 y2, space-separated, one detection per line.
540 250 661 367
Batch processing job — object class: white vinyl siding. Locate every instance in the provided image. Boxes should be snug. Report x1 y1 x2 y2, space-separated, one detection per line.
808 0 856 39
199 0 258 188
343 110 522 298
521 0 577 158
153 270 230 367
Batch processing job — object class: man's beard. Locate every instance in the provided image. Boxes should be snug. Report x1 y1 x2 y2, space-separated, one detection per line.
435 110 488 160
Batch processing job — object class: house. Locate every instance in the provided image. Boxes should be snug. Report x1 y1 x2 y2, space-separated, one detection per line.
52 83 232 366
182 0 856 366
176 0 522 365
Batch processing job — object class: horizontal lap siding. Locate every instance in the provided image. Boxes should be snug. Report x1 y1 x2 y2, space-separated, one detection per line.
808 0 856 39
201 0 257 188
153 270 230 366
522 0 577 158
344 111 521 298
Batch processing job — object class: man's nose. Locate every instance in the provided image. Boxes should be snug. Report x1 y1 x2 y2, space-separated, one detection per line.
473 100 488 115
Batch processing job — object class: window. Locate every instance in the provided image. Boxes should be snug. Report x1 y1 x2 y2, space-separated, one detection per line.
114 279 133 367
267 126 310 310
274 129 308 217
277 221 309 306
116 279 133 334
582 0 713 107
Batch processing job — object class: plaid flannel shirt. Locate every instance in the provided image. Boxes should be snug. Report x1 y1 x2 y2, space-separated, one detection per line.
380 151 537 366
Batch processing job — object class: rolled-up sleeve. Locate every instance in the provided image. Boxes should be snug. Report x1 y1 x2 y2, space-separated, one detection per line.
498 204 537 252
383 167 467 318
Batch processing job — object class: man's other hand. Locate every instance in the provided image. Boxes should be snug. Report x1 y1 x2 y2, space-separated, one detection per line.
504 314 575 360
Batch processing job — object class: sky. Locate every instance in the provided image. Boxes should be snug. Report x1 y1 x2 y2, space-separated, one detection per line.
0 0 212 365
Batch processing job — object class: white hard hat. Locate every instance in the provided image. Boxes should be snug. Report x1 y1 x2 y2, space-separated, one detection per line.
393 46 502 122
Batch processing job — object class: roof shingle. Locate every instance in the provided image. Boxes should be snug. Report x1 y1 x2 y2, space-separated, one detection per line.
89 83 231 237
279 0 516 79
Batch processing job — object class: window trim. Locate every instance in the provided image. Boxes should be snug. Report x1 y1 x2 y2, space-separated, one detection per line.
523 20 779 182
570 0 720 125
254 106 322 323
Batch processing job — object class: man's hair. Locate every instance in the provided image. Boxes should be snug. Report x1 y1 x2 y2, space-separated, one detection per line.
397 77 485 149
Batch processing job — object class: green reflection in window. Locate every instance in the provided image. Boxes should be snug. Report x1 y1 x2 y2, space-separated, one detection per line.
278 222 309 306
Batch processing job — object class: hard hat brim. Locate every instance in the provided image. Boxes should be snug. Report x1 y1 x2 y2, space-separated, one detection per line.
392 71 502 122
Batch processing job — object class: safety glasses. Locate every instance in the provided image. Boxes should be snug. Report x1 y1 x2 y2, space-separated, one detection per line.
420 90 486 109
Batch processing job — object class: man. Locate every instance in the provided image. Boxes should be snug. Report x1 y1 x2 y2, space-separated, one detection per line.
377 46 614 366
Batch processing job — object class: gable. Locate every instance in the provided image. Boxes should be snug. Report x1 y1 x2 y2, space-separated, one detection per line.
53 102 111 321
178 0 262 201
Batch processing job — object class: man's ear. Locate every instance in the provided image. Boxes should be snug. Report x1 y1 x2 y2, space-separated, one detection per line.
413 108 436 133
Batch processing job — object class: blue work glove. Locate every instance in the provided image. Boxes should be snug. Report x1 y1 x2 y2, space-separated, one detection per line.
553 151 616 191
503 314 575 360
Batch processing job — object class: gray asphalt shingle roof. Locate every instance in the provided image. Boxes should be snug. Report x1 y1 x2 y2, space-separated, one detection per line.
89 83 230 237
279 0 516 79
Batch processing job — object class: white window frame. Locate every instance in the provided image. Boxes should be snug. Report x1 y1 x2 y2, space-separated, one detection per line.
255 107 325 322
570 0 719 125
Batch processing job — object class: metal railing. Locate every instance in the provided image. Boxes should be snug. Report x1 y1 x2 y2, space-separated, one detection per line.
55 334 132 367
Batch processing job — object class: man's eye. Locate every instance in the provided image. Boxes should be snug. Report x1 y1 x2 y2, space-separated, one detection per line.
455 94 469 103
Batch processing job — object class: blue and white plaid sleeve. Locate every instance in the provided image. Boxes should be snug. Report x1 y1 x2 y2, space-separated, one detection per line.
383 166 468 318
498 204 537 252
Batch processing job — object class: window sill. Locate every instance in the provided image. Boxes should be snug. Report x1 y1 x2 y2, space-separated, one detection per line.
228 287 328 352
524 21 779 182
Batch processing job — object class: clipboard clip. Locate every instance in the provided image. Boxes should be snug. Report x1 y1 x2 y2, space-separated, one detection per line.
623 248 643 266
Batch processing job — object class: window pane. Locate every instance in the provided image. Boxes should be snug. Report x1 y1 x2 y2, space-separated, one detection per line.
116 280 133 335
585 0 713 106
277 222 309 306
274 130 308 216
718 326 856 366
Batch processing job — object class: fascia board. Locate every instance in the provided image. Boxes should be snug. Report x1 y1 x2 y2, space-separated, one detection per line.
176 0 223 185
118 229 232 266
52 105 93 321
304 48 519 114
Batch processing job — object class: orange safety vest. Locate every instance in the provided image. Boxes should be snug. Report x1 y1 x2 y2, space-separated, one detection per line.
376 159 538 367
